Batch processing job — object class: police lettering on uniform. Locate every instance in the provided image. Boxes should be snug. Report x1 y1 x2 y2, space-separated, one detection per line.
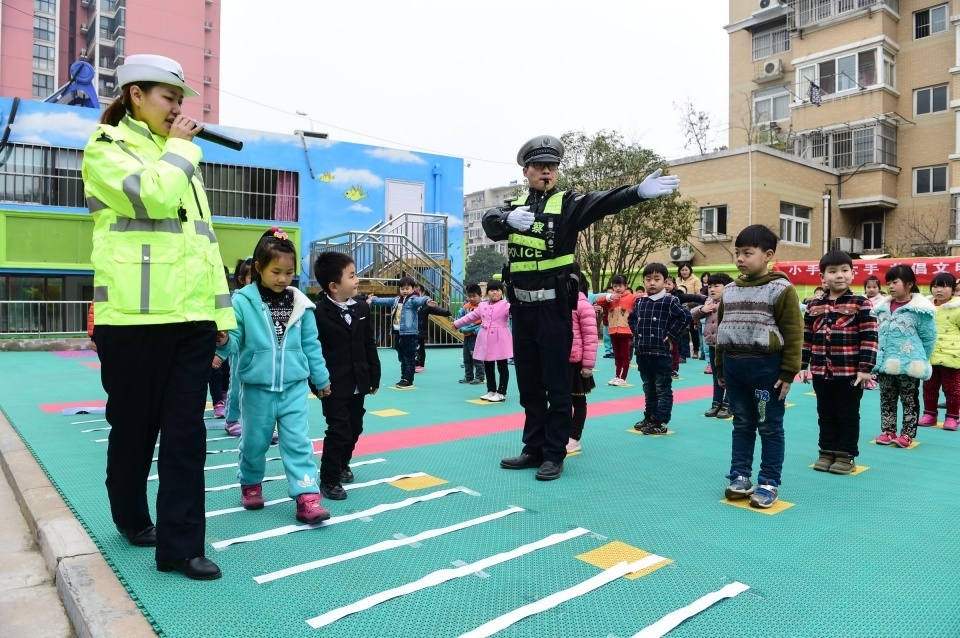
483 135 680 481
83 54 233 580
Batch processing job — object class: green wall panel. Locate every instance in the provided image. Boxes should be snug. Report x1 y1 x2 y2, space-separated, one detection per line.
4 215 93 266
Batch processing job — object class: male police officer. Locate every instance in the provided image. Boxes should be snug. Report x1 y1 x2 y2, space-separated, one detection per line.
482 135 680 480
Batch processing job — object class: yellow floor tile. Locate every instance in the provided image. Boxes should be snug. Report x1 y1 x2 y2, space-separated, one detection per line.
785 403 796 408
626 429 675 436
370 408 408 417
566 450 581 457
805 391 817 396
808 464 870 475
721 498 795 515
389 475 448 491
466 399 494 405
576 541 672 580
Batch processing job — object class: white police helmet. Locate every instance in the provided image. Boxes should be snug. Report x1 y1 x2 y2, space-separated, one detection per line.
117 54 199 98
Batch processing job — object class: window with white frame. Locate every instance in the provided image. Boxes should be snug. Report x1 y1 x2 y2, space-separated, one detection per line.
915 4 948 40
793 123 897 168
779 202 811 245
751 19 790 61
915 85 948 116
914 165 947 195
862 219 883 251
699 206 728 240
754 85 790 125
798 48 882 99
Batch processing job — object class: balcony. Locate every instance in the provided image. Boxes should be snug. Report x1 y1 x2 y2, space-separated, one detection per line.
99 58 117 73
752 26 790 61
99 29 115 46
792 122 897 169
789 0 899 29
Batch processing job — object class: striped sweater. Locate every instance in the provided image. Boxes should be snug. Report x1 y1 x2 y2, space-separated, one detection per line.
715 271 803 383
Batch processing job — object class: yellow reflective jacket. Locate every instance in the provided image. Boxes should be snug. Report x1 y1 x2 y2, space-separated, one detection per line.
81 115 236 330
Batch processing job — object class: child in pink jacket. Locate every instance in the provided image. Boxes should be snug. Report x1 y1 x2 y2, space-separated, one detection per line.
568 267 598 452
453 280 513 402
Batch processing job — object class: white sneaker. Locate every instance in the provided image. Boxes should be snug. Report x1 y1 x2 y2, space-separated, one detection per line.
611 378 623 386
607 378 619 386
480 392 495 401
487 392 505 402
566 438 581 453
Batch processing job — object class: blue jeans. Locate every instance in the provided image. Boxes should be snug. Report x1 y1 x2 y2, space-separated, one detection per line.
462 336 484 381
636 355 674 423
722 353 786 485
394 333 418 382
602 325 613 357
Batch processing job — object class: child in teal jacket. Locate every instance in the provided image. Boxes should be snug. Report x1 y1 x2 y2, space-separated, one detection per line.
217 229 332 523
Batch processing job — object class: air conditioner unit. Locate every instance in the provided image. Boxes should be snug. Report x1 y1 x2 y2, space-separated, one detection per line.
80 22 88 33
669 244 695 263
833 237 864 253
762 59 783 78
79 48 88 59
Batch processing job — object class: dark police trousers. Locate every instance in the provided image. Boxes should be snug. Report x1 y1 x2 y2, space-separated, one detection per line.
512 303 573 463
94 321 214 560
319 394 366 484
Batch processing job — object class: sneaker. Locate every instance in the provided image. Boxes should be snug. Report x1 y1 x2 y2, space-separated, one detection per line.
749 483 779 509
679 358 687 364
945 417 959 431
508 358 515 365
671 372 680 380
224 421 241 437
212 399 225 419
716 403 732 419
641 422 668 435
395 379 412 388
704 402 721 418
703 364 713 374
813 450 835 472
240 484 264 510
415 366 425 373
603 353 614 358
894 434 913 448
320 483 347 500
480 391 495 401
566 438 581 453
459 378 473 384
875 431 897 445
633 417 651 431
918 413 937 427
271 428 279 443
469 378 485 385
724 475 756 500
607 378 619 386
295 493 331 524
487 392 505 402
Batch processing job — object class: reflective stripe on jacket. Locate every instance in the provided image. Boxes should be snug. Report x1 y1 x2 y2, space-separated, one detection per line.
81 115 235 329
506 191 574 275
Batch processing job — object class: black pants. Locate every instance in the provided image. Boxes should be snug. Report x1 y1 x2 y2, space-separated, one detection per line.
690 323 700 354
208 361 224 403
319 394 365 484
812 376 864 456
416 336 426 367
484 360 509 394
512 304 573 463
94 322 214 560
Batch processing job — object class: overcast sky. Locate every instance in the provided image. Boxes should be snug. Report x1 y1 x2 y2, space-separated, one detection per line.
219 1 730 193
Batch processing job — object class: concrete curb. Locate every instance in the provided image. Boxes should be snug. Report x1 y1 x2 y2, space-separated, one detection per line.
0 409 156 638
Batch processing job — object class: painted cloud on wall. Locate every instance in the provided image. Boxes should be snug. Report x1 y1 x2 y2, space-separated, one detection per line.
349 203 373 213
328 168 384 188
364 148 426 164
10 111 97 146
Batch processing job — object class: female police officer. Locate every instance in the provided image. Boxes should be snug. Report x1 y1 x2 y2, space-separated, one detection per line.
83 54 235 579
483 135 679 481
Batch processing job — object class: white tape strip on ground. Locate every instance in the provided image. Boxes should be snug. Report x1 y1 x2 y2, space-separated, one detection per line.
305 527 593 629
212 487 469 549
206 497 294 519
630 581 750 638
80 427 111 433
71 418 106 425
459 555 667 638
255 506 526 584
204 471 422 494
205 475 287 492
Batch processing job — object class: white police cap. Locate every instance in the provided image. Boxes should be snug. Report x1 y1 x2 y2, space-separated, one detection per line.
117 54 199 98
517 135 564 167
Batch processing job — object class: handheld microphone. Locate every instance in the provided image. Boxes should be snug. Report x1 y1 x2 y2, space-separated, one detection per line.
194 125 243 151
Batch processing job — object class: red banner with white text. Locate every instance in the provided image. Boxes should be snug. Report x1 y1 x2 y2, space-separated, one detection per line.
773 257 960 286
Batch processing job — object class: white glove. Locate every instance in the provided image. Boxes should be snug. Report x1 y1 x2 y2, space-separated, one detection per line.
637 168 681 199
506 206 535 231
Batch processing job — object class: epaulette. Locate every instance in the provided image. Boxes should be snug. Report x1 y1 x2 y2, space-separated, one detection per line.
96 132 114 143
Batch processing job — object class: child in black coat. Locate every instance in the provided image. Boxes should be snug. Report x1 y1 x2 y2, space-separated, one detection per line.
312 252 382 500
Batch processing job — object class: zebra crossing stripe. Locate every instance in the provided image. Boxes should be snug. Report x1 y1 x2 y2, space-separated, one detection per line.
305 527 593 629
460 554 667 637
211 486 470 549
630 582 750 638
255 506 526 584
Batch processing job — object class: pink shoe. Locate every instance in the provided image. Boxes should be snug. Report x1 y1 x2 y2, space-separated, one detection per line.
875 432 897 445
240 484 264 510
224 421 241 437
918 414 937 427
296 493 331 523
212 399 226 419
894 434 913 448
944 417 959 431
415 366 425 373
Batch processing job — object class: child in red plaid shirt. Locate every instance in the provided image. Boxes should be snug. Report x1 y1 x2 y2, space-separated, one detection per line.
800 251 878 474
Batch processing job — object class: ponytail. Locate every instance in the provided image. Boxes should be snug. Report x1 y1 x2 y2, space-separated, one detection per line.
99 83 159 127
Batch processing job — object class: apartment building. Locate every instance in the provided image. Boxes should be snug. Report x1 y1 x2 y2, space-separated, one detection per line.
656 0 958 266
0 0 220 122
463 183 519 258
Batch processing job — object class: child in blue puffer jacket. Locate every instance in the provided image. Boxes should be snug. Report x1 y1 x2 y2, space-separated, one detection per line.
217 228 332 524
369 276 437 388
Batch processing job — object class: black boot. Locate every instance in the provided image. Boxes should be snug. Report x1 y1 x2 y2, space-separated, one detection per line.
716 403 732 419
704 402 721 417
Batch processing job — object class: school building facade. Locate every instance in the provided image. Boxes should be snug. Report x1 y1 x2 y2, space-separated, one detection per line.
650 0 960 268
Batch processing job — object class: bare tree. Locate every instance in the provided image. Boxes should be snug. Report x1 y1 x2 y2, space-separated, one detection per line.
675 99 715 156
900 205 950 257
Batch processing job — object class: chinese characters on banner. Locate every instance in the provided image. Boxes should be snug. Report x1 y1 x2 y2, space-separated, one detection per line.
773 257 960 286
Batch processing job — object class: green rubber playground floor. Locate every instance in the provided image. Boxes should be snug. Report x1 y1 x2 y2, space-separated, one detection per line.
1 348 959 637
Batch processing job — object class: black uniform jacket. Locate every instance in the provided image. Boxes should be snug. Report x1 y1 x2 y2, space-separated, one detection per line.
313 295 382 398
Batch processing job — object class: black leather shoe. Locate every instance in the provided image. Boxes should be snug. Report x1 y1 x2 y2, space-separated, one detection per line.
340 468 354 484
119 525 156 547
156 557 222 580
535 461 563 481
321 483 348 500
500 454 542 470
